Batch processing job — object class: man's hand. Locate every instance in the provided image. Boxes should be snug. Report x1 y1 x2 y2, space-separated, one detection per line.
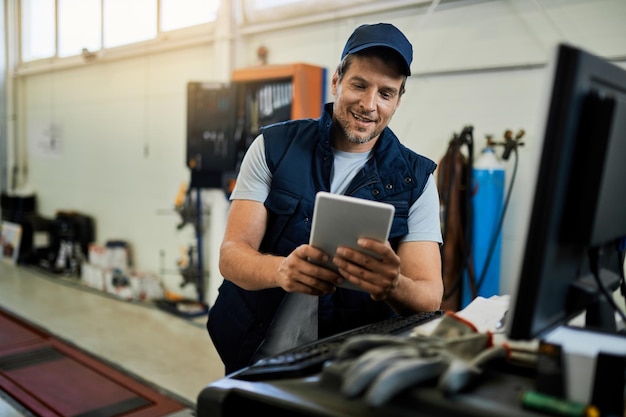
332 238 401 301
276 244 342 296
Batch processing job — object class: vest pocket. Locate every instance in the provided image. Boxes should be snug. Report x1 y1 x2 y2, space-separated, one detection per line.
263 189 303 254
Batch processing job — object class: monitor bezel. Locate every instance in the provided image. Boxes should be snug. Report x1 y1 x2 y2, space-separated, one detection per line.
506 43 626 340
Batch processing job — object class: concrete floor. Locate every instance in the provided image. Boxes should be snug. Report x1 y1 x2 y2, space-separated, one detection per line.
0 261 226 415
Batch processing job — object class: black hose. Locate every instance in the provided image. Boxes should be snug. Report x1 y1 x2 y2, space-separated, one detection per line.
442 127 474 301
474 145 519 294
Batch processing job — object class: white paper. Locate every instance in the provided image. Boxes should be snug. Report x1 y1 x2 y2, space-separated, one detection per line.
28 122 63 158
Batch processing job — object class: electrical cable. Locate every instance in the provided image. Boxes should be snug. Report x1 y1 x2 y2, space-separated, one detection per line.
588 246 626 325
464 130 475 293
417 0 441 29
617 237 626 300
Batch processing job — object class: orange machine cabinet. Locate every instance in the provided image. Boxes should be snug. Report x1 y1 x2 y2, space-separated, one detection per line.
221 63 326 195
231 63 326 120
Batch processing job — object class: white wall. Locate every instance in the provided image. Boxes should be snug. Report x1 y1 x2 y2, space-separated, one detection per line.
10 0 626 305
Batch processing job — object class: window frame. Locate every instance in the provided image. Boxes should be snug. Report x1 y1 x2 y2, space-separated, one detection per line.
14 0 435 76
15 0 218 76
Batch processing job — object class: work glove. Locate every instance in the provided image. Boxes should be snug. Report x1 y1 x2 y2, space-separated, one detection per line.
320 312 507 406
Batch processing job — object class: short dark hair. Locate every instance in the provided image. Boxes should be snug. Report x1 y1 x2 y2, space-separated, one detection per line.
336 47 407 97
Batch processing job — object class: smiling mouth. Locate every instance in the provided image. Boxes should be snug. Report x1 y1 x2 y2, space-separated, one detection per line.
352 112 373 123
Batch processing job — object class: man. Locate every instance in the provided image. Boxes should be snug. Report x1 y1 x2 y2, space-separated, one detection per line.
208 23 444 375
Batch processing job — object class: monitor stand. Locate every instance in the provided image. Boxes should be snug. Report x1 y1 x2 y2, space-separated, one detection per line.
566 268 620 333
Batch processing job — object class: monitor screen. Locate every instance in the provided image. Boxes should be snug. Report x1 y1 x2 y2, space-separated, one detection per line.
506 43 626 341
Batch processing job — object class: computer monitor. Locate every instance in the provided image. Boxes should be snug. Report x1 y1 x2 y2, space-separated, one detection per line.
506 43 626 341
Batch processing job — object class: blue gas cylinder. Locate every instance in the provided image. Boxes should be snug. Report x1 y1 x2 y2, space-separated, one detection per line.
461 146 505 308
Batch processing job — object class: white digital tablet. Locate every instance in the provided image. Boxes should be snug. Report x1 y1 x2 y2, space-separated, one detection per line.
308 191 395 291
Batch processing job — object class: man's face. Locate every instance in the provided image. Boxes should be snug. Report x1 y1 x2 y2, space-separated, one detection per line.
331 53 404 149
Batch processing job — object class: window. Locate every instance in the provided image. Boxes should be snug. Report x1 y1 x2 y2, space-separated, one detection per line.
20 0 56 62
19 0 219 63
104 0 157 48
161 0 219 32
58 0 101 58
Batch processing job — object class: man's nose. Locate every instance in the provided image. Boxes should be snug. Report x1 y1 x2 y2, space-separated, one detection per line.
360 89 377 112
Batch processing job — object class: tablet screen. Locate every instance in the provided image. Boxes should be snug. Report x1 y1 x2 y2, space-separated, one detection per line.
308 191 395 291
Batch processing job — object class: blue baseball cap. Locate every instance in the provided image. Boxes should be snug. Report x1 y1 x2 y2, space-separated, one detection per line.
341 23 413 76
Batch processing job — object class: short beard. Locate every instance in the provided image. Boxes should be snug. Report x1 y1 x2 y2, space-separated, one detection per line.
336 116 381 145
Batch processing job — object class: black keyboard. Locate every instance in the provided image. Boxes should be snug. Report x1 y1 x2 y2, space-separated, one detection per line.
233 310 445 381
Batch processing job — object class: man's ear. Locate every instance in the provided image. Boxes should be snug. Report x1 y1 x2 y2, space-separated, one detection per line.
331 70 339 95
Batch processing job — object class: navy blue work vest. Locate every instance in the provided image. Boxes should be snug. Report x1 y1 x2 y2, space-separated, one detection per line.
208 103 437 374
